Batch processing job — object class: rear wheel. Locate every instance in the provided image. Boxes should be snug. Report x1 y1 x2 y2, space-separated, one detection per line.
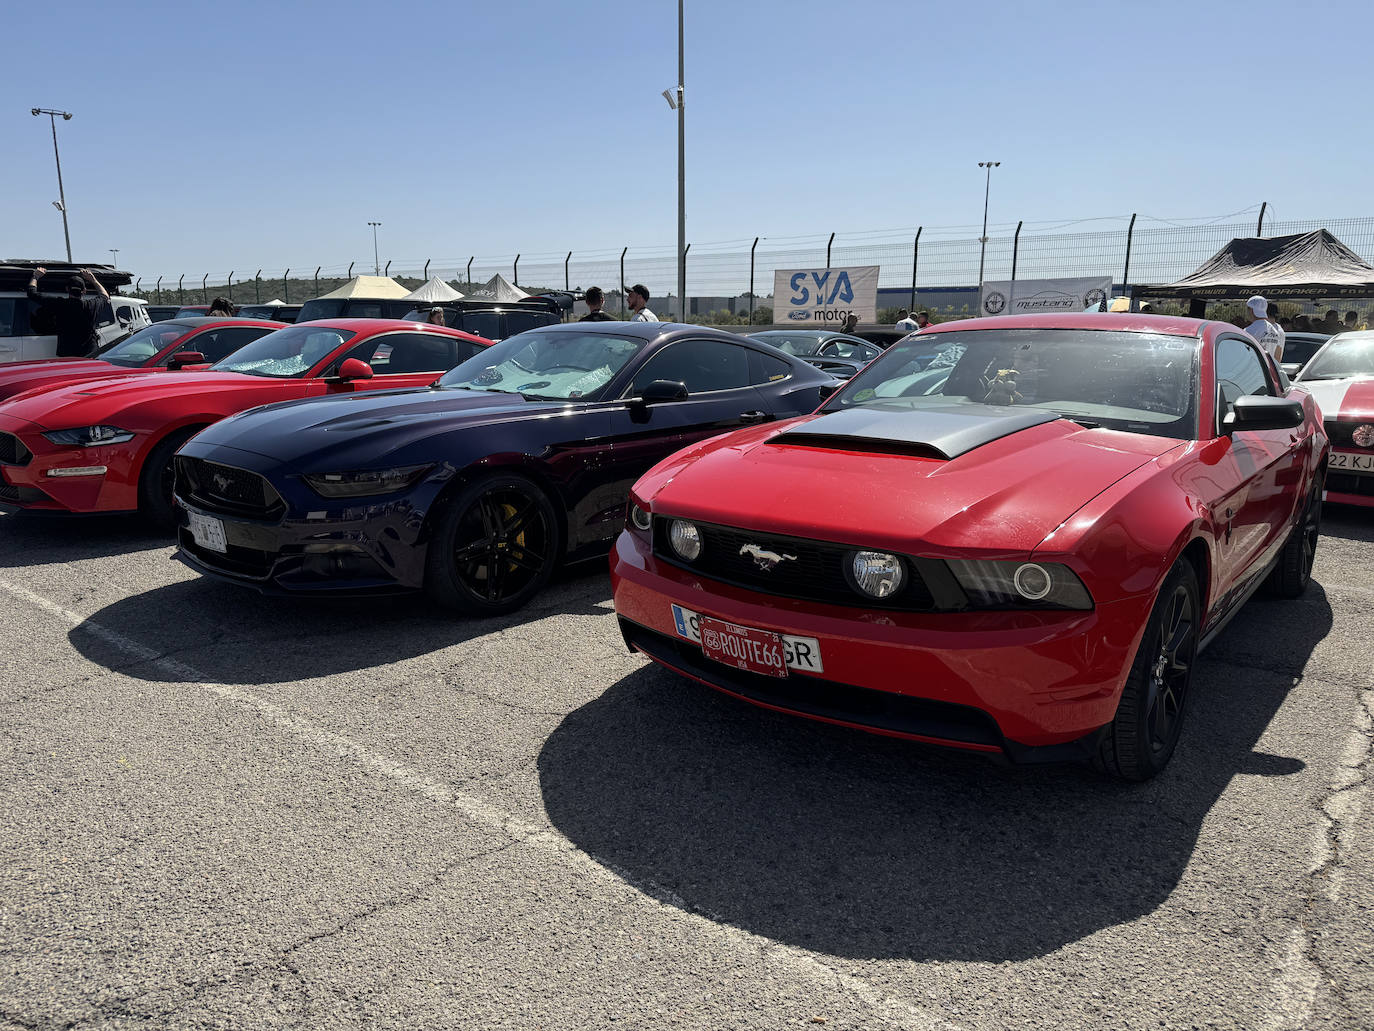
1266 475 1322 599
424 474 560 616
1095 559 1200 782
137 427 201 529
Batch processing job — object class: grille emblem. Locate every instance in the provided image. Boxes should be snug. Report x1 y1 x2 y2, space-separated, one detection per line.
212 473 232 493
739 543 796 572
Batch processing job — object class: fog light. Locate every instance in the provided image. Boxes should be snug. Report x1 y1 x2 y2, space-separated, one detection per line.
669 519 702 561
46 466 107 478
630 504 652 531
1013 563 1053 600
851 551 904 598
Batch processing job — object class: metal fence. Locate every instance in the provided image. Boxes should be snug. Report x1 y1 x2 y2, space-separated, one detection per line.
129 213 1374 311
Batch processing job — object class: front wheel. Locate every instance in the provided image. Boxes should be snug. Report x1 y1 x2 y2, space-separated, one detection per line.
1266 475 1322 599
137 427 201 529
424 474 560 616
1095 559 1200 782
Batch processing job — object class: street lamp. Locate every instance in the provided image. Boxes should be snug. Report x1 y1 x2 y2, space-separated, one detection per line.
660 0 685 320
367 221 382 276
977 160 1001 290
109 248 119 268
32 107 74 262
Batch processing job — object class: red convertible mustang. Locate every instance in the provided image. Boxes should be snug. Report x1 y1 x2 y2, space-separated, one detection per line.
0 318 286 401
612 314 1328 780
0 319 490 523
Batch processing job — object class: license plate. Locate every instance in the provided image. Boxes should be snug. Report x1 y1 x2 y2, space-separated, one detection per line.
188 510 227 553
1330 450 1374 473
671 604 823 675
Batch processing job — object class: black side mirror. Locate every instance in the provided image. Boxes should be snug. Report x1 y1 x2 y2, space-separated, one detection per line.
818 381 843 401
1223 394 1304 433
637 379 689 404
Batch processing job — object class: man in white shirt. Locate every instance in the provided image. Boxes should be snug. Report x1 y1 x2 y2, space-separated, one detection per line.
1243 295 1285 363
627 284 658 322
894 308 917 332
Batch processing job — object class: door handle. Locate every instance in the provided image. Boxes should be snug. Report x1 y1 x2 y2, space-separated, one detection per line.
739 411 770 424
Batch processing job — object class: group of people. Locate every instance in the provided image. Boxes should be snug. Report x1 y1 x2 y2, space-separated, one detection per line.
895 309 932 333
1238 296 1369 364
577 285 658 323
1281 308 1365 335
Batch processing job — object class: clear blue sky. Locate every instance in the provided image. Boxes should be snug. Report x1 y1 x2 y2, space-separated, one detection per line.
6 0 1371 284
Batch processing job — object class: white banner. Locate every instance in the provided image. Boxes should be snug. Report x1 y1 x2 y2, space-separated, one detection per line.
979 276 1111 317
774 266 879 325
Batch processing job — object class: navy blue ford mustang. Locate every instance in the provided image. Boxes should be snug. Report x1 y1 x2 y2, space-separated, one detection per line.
173 322 835 614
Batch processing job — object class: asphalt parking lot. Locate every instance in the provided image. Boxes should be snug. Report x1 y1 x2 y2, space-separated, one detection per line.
0 508 1370 1031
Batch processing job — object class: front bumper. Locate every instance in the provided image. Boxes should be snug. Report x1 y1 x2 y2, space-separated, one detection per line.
610 530 1154 756
1324 448 1374 509
0 413 141 513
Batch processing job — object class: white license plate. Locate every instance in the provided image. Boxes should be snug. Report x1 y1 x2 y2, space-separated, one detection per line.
1330 451 1374 473
671 604 823 674
188 510 227 553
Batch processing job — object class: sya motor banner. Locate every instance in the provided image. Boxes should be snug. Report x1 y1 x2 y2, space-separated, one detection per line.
775 266 880 325
979 276 1111 317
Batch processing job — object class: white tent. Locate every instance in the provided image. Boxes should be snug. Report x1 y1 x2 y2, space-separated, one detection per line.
313 275 411 300
467 274 529 303
261 298 287 306
403 276 465 303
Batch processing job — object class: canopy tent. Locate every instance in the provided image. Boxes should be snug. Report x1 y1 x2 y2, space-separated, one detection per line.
260 298 287 306
312 275 412 300
1134 230 1374 300
466 274 529 303
403 276 465 303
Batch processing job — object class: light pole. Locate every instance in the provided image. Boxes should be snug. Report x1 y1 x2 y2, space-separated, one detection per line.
661 1 686 320
367 221 382 276
109 248 119 268
977 160 1000 289
32 108 73 262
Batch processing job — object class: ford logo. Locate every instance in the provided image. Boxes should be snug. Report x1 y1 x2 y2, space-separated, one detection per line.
787 309 810 321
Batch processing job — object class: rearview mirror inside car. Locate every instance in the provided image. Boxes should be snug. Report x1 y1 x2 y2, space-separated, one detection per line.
1223 394 1304 433
638 379 689 404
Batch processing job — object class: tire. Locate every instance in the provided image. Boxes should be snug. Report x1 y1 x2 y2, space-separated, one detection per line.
137 427 202 529
424 473 561 616
1265 475 1322 600
1095 559 1200 782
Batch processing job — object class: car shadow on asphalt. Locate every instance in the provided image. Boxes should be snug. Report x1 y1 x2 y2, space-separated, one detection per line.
537 583 1335 963
1318 504 1374 544
0 512 174 568
65 561 614 685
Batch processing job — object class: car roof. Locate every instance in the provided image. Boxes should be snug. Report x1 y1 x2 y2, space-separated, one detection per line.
530 320 760 343
162 317 288 328
920 312 1209 336
301 317 491 342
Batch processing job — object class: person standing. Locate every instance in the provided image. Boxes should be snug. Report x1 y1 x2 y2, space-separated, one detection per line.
579 286 616 322
894 308 917 332
207 296 236 317
840 313 860 335
26 267 111 357
627 284 658 322
1244 295 1285 363
916 311 932 330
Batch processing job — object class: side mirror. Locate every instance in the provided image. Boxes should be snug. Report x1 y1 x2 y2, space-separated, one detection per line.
637 379 689 404
337 357 375 382
167 351 206 369
818 380 843 401
1223 394 1304 433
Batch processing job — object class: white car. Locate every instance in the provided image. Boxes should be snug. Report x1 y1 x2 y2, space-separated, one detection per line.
0 263 145 363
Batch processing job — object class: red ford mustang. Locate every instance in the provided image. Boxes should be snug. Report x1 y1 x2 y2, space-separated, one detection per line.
0 319 490 523
0 318 286 402
1292 330 1374 507
612 313 1328 780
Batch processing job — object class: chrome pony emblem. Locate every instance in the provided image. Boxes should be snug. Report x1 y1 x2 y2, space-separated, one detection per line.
212 473 232 493
739 543 797 572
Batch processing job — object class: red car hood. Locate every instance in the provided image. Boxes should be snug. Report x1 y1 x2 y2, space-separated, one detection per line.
639 410 1185 556
1 372 271 430
0 360 154 401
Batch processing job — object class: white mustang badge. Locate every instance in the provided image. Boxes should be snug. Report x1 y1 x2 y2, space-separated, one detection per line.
739 543 797 572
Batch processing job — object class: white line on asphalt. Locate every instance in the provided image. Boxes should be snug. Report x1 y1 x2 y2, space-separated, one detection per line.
0 577 956 1031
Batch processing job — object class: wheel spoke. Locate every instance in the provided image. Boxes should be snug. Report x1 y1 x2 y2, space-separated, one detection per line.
503 500 541 538
453 537 492 561
505 549 545 574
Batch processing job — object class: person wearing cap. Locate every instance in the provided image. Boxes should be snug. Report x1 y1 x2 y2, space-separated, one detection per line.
579 286 616 322
26 266 111 357
426 307 447 326
627 284 658 322
894 308 917 332
1243 295 1284 363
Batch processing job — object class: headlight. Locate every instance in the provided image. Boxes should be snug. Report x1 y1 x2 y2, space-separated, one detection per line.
849 551 905 598
668 519 702 561
42 425 135 447
301 464 432 498
946 559 1093 610
628 502 652 531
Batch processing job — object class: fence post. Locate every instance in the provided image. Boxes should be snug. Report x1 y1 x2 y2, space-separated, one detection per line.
227 272 234 303
347 262 354 279
283 269 290 303
178 275 184 305
314 267 321 296
680 244 690 319
910 227 921 310
565 251 571 291
1010 221 1023 303
255 270 262 303
423 259 430 280
826 232 835 268
384 260 391 277
513 254 520 287
1122 213 1137 299
1257 201 1267 237
135 277 141 294
156 276 162 303
749 237 759 325
620 247 628 318
466 257 474 288
202 274 209 303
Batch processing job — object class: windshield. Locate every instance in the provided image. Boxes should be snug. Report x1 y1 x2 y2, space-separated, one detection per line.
751 331 826 356
1300 337 1374 381
827 328 1199 439
437 330 645 400
210 324 355 378
98 323 190 367
295 299 346 322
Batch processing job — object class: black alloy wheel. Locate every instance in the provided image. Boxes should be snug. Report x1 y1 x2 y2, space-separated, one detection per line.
138 426 202 530
425 474 560 616
1267 476 1322 599
1095 559 1200 781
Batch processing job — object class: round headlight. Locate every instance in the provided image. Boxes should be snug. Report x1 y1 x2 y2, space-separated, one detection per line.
630 504 652 531
1353 424 1374 449
669 519 702 561
850 551 904 599
1013 563 1053 601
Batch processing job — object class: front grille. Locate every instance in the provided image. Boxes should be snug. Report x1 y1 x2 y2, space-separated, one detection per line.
176 456 285 520
653 519 937 610
1323 421 1373 449
0 433 31 466
1327 471 1374 497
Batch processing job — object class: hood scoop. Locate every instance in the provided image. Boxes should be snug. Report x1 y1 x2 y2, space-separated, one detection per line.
773 404 1060 460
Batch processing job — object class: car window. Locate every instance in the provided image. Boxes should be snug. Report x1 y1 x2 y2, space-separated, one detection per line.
335 332 465 375
0 298 26 337
1300 336 1374 381
439 330 645 401
168 326 275 365
749 348 792 385
101 324 190 367
628 339 754 395
1215 336 1271 420
343 302 384 319
821 339 879 361
462 312 502 341
212 325 356 378
503 310 554 338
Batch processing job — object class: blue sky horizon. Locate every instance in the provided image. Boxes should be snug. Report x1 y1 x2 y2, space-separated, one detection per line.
6 0 1371 287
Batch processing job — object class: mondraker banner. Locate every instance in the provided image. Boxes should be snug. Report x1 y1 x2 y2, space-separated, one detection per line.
774 266 880 325
979 276 1111 317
